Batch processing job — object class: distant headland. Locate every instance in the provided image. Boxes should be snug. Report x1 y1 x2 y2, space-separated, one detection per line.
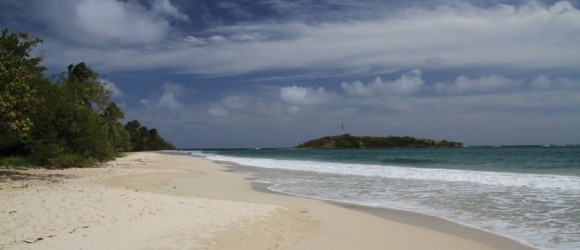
295 134 463 149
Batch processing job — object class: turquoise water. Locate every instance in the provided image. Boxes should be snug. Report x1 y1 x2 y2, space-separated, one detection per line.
187 146 580 249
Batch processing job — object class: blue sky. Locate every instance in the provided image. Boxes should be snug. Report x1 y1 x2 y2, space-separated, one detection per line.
2 0 580 148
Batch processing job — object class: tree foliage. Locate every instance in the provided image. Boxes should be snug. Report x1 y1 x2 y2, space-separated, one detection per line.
27 69 116 166
296 134 463 149
0 29 175 167
125 120 175 151
0 28 44 137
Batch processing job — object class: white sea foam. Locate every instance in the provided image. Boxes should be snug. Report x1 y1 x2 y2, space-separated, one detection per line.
186 150 580 249
189 151 580 191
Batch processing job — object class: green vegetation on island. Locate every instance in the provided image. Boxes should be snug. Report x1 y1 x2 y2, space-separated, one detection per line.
1 29 174 167
295 134 463 149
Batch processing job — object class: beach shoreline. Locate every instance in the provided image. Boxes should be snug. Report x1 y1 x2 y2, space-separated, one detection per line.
248 181 534 250
225 163 535 250
0 152 534 249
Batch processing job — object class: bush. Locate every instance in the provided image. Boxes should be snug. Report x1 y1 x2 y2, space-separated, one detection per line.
30 143 64 166
30 143 99 167
0 156 35 168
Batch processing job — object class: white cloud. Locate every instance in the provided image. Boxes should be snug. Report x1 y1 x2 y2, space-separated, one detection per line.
204 94 284 118
530 75 552 89
217 2 252 18
441 90 580 111
151 0 189 22
341 80 370 96
156 93 183 110
434 75 521 94
141 82 186 110
183 35 207 46
204 95 249 117
280 86 332 106
530 75 580 90
208 105 229 117
342 69 424 96
99 79 122 98
125 72 580 147
285 106 301 114
173 1 580 73
32 0 187 47
209 35 227 43
222 95 247 109
31 1 580 75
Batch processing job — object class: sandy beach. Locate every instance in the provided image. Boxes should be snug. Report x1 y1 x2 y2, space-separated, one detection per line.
0 152 532 250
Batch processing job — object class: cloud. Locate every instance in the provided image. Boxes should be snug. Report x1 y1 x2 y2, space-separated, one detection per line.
285 106 301 114
280 86 332 106
203 94 287 119
342 69 424 96
434 75 521 94
208 105 229 117
125 73 580 147
222 95 247 109
16 1 577 76
429 74 580 97
152 0 189 22
205 95 247 117
217 2 252 18
530 75 580 90
530 75 553 89
31 0 187 47
183 35 207 46
99 79 123 98
141 82 186 110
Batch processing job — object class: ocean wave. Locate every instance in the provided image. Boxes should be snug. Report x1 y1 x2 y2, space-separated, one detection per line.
186 150 580 191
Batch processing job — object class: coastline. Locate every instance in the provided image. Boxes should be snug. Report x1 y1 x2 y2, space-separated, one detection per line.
0 152 534 249
226 164 535 250
248 182 534 250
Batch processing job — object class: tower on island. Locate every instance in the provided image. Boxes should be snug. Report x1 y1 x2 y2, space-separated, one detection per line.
341 123 350 136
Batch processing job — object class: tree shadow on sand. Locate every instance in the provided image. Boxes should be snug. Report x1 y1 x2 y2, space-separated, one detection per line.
0 170 71 187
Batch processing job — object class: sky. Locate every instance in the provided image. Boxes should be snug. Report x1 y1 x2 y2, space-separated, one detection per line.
1 0 580 148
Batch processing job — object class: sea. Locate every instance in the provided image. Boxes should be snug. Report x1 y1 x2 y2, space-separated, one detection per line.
182 146 580 249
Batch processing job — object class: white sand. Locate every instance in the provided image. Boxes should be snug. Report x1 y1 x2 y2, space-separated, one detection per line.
0 152 530 249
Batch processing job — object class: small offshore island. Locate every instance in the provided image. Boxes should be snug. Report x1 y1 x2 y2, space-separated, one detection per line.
295 134 463 149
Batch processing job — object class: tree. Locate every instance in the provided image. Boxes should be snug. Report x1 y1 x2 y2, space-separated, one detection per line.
125 120 175 151
102 103 131 152
125 120 144 150
1 30 175 167
0 29 44 137
28 63 119 166
61 62 111 112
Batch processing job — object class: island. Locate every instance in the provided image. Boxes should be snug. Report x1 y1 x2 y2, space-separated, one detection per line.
295 134 463 149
